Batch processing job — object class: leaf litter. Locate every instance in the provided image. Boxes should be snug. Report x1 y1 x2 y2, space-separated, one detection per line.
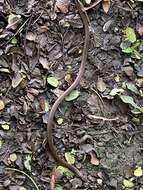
0 0 143 189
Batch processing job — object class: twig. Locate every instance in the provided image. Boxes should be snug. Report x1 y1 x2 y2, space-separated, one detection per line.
116 5 136 12
88 114 118 121
6 168 40 190
84 0 102 11
31 11 44 26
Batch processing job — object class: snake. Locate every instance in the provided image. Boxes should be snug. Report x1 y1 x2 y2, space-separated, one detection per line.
47 0 90 180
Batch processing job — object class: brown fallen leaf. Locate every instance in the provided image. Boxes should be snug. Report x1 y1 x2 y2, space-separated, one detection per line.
12 72 25 88
89 151 100 166
102 0 111 13
55 0 70 14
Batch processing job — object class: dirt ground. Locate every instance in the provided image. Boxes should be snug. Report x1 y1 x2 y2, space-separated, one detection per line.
0 0 143 189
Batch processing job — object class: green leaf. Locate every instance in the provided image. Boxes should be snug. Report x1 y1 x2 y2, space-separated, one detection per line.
11 37 18 44
57 166 74 177
120 95 143 113
125 83 140 95
123 27 136 43
110 88 124 96
65 90 80 101
132 117 140 124
123 179 134 188
56 117 63 125
47 76 59 88
134 167 143 177
1 122 9 130
131 108 142 115
24 155 32 172
65 151 75 165
9 153 17 162
122 47 134 53
54 184 63 190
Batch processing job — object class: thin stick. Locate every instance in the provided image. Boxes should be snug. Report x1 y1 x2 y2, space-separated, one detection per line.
6 168 40 190
84 0 102 11
88 114 118 121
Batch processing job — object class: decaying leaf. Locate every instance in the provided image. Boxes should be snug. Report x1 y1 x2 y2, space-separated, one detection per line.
65 150 76 165
96 78 106 92
57 166 74 177
123 66 134 77
65 90 80 101
12 72 26 88
39 57 49 70
70 178 82 189
26 32 36 41
0 100 5 111
55 0 70 14
7 13 21 30
89 151 100 166
102 0 111 13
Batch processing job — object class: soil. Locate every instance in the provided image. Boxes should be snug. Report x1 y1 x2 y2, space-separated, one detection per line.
0 0 143 190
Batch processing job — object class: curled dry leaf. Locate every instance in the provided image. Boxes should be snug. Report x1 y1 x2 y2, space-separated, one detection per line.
102 0 111 13
55 0 70 14
89 151 100 166
26 32 36 41
70 178 82 189
7 14 21 30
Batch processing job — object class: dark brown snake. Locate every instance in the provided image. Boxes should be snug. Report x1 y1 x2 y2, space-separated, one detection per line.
47 0 90 180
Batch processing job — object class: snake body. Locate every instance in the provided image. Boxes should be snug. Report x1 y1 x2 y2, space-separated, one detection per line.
47 0 89 180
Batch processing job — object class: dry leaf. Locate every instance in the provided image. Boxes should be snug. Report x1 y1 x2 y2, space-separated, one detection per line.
0 100 5 111
102 0 111 13
89 151 100 166
12 72 25 88
96 78 106 92
55 0 70 13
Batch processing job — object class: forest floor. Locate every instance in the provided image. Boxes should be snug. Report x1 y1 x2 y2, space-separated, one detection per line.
0 0 143 190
